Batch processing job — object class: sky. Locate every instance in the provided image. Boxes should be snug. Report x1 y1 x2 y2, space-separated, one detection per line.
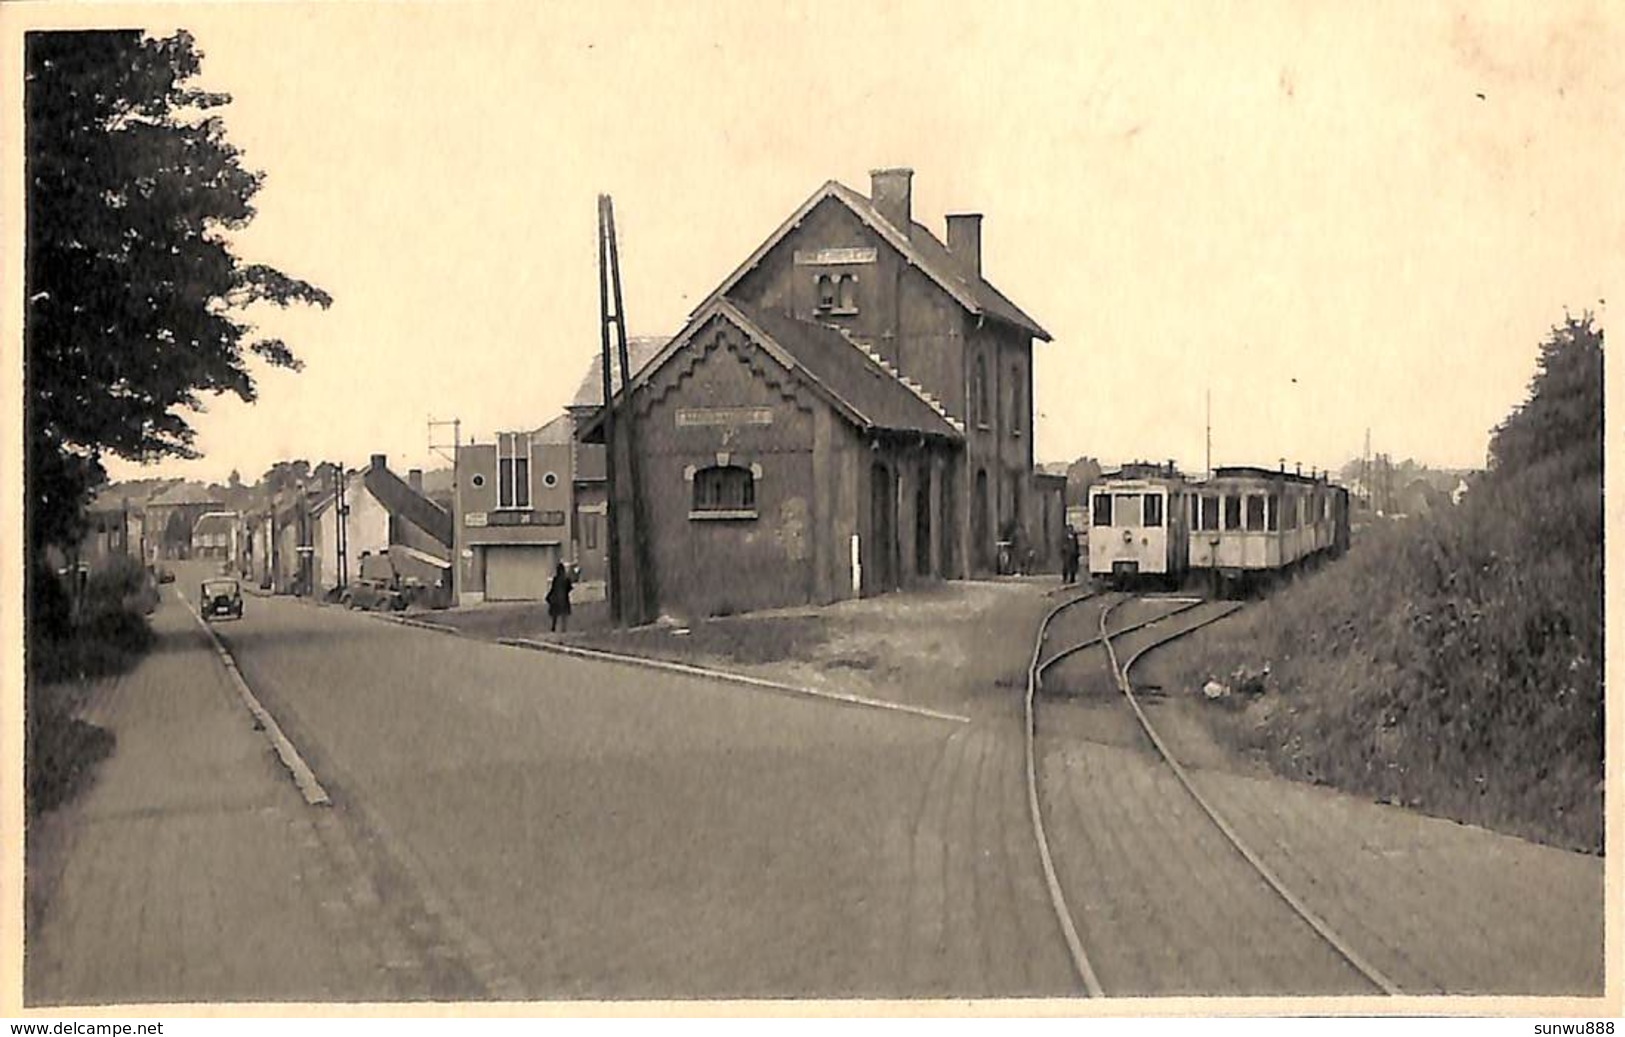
10 0 1623 485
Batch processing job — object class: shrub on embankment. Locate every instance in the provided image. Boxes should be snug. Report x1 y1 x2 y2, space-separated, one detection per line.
1167 315 1603 852
26 554 157 815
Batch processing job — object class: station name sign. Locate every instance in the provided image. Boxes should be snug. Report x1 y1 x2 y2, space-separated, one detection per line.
675 407 774 428
793 247 877 266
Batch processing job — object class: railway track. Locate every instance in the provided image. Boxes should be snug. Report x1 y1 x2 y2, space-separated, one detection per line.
1024 590 1402 997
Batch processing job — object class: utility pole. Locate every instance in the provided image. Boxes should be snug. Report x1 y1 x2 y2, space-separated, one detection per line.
601 194 650 625
1362 427 1372 510
429 416 461 604
1205 388 1212 480
598 194 650 626
597 197 624 627
332 461 349 591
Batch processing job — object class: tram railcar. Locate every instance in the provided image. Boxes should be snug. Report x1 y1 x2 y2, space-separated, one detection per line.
1186 466 1350 595
1087 464 1191 588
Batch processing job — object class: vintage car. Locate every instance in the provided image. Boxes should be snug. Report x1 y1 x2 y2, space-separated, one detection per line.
200 577 244 621
340 577 406 612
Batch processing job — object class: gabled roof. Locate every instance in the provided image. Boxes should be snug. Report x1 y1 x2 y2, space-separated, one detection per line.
568 336 671 411
531 412 574 445
363 464 453 549
579 298 962 444
695 179 1051 341
147 482 224 508
191 511 238 537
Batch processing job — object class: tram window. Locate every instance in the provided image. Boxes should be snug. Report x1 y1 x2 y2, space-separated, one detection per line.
1144 493 1163 527
1245 495 1266 531
1092 494 1112 527
1199 495 1220 531
1223 494 1241 530
1287 495 1300 530
1267 493 1280 531
1114 493 1142 528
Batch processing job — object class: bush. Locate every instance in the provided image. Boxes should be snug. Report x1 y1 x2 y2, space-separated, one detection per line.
26 553 156 816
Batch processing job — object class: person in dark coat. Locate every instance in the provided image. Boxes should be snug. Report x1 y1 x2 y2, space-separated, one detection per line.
546 562 574 632
1061 525 1081 585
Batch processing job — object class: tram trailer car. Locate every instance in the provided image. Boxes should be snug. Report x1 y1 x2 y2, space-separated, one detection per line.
1087 466 1191 588
1187 466 1349 595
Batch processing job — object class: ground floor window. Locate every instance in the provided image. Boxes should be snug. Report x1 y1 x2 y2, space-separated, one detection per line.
691 464 756 518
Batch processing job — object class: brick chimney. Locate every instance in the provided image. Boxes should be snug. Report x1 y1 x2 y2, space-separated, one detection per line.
869 167 914 232
408 468 423 494
370 453 387 471
946 213 983 278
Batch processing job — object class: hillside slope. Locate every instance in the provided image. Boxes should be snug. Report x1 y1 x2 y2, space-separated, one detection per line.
1167 315 1603 851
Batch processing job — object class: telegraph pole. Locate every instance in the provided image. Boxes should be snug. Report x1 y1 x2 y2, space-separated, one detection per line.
602 195 651 624
429 416 462 603
597 197 624 627
1205 388 1212 480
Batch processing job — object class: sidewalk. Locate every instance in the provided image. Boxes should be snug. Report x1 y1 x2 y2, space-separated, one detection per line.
24 588 396 1005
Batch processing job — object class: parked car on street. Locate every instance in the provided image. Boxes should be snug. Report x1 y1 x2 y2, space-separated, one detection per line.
200 577 243 621
156 565 176 584
340 577 406 612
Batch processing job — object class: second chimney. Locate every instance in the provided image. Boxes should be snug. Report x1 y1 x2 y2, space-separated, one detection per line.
408 468 423 494
370 453 387 471
869 167 914 231
946 213 983 278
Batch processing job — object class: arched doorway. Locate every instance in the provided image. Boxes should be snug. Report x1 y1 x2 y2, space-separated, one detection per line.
869 461 896 594
973 468 989 573
915 463 931 577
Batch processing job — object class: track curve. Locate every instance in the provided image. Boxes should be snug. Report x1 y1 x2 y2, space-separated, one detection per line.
1026 591 1401 996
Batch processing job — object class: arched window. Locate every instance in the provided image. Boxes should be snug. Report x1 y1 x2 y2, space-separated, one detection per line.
1010 365 1023 436
816 275 836 311
973 355 989 428
837 274 857 312
691 465 756 517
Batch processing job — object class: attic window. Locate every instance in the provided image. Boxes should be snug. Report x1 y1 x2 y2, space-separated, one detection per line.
816 274 836 310
835 274 858 313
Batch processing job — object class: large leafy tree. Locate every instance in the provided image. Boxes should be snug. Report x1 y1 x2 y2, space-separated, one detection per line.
25 29 331 550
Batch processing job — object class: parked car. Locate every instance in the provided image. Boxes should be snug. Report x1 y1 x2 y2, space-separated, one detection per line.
200 577 243 621
340 578 406 612
156 565 176 584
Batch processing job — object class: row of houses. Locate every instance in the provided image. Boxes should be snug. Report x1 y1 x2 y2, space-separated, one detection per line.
71 167 1071 622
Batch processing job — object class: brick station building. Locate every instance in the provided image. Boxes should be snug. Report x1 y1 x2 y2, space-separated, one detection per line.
584 167 1055 622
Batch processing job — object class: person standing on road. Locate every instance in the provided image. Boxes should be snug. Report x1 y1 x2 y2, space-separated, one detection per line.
546 562 574 633
1061 525 1080 585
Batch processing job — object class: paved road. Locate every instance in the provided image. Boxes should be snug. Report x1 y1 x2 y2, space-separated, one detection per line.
193 569 1077 999
29 573 1603 1004
26 583 407 1003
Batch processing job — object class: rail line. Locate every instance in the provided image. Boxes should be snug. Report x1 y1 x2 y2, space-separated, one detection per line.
1024 591 1401 997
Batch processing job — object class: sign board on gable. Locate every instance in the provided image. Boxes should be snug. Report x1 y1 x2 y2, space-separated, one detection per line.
675 407 774 428
794 247 878 266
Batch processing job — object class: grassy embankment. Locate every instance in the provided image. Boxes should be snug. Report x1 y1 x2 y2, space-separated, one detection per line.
1157 317 1603 853
26 554 159 815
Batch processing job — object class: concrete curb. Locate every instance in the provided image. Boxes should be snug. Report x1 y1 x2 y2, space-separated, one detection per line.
496 636 971 725
180 590 331 807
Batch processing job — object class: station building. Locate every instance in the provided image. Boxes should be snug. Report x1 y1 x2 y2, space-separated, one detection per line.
584 168 1057 621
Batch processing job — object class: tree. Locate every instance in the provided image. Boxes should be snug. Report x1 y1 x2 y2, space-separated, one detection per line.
24 30 331 551
1487 313 1603 480
227 468 242 490
260 459 312 497
1065 456 1103 507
